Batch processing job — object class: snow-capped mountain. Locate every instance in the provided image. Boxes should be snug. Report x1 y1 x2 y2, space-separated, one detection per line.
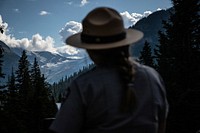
0 40 92 84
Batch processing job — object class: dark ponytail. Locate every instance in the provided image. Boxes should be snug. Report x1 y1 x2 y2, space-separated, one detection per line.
87 46 137 112
118 50 137 112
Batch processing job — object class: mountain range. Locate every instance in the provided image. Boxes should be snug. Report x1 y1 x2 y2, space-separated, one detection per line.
0 8 172 85
0 41 92 84
130 7 172 57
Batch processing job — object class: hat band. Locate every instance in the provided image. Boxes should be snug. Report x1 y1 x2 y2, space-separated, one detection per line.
81 32 126 44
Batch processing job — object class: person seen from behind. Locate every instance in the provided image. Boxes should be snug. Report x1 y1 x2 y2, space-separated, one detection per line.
50 7 169 133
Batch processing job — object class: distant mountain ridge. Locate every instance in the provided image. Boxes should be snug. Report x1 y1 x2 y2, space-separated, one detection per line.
130 8 173 57
0 8 172 84
0 40 91 84
0 41 20 81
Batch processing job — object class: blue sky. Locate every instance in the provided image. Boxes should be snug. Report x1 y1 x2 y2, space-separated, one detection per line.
0 0 172 52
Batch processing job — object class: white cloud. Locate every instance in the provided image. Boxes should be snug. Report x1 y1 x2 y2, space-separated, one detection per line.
120 12 143 28
0 15 8 31
143 11 152 17
30 34 56 51
39 11 51 16
13 8 20 13
1 16 56 52
80 0 89 7
0 32 56 52
59 21 82 43
56 45 79 55
120 11 152 28
157 8 162 11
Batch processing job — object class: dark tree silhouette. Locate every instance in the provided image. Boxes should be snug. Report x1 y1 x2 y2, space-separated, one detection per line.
155 0 200 132
3 68 24 133
0 45 5 81
30 58 57 133
139 40 155 68
2 52 58 133
0 26 4 34
15 50 33 132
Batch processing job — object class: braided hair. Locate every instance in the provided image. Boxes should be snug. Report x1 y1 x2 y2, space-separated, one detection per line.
87 45 137 112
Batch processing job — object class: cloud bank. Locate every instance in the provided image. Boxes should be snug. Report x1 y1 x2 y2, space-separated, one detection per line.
1 15 81 56
120 11 152 28
0 9 154 53
60 10 152 44
0 15 56 52
0 33 56 52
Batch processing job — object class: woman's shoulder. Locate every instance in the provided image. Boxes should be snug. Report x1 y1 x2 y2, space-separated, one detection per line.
133 62 165 87
134 62 159 78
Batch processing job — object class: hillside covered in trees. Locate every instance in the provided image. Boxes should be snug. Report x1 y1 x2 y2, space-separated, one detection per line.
139 0 200 132
0 50 57 133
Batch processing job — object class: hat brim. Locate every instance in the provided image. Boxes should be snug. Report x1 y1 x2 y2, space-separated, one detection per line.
66 29 143 49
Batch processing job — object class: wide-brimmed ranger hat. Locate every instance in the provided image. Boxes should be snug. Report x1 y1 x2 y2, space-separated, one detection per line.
66 7 143 49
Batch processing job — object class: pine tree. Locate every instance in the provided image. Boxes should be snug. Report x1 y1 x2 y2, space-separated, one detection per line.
16 50 32 99
4 68 24 133
30 58 57 133
155 0 200 132
6 68 18 113
0 45 7 133
0 45 5 80
154 30 175 90
139 40 155 67
0 45 5 105
15 50 33 132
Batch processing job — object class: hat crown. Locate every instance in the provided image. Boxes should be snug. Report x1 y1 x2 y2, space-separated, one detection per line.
82 7 125 36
